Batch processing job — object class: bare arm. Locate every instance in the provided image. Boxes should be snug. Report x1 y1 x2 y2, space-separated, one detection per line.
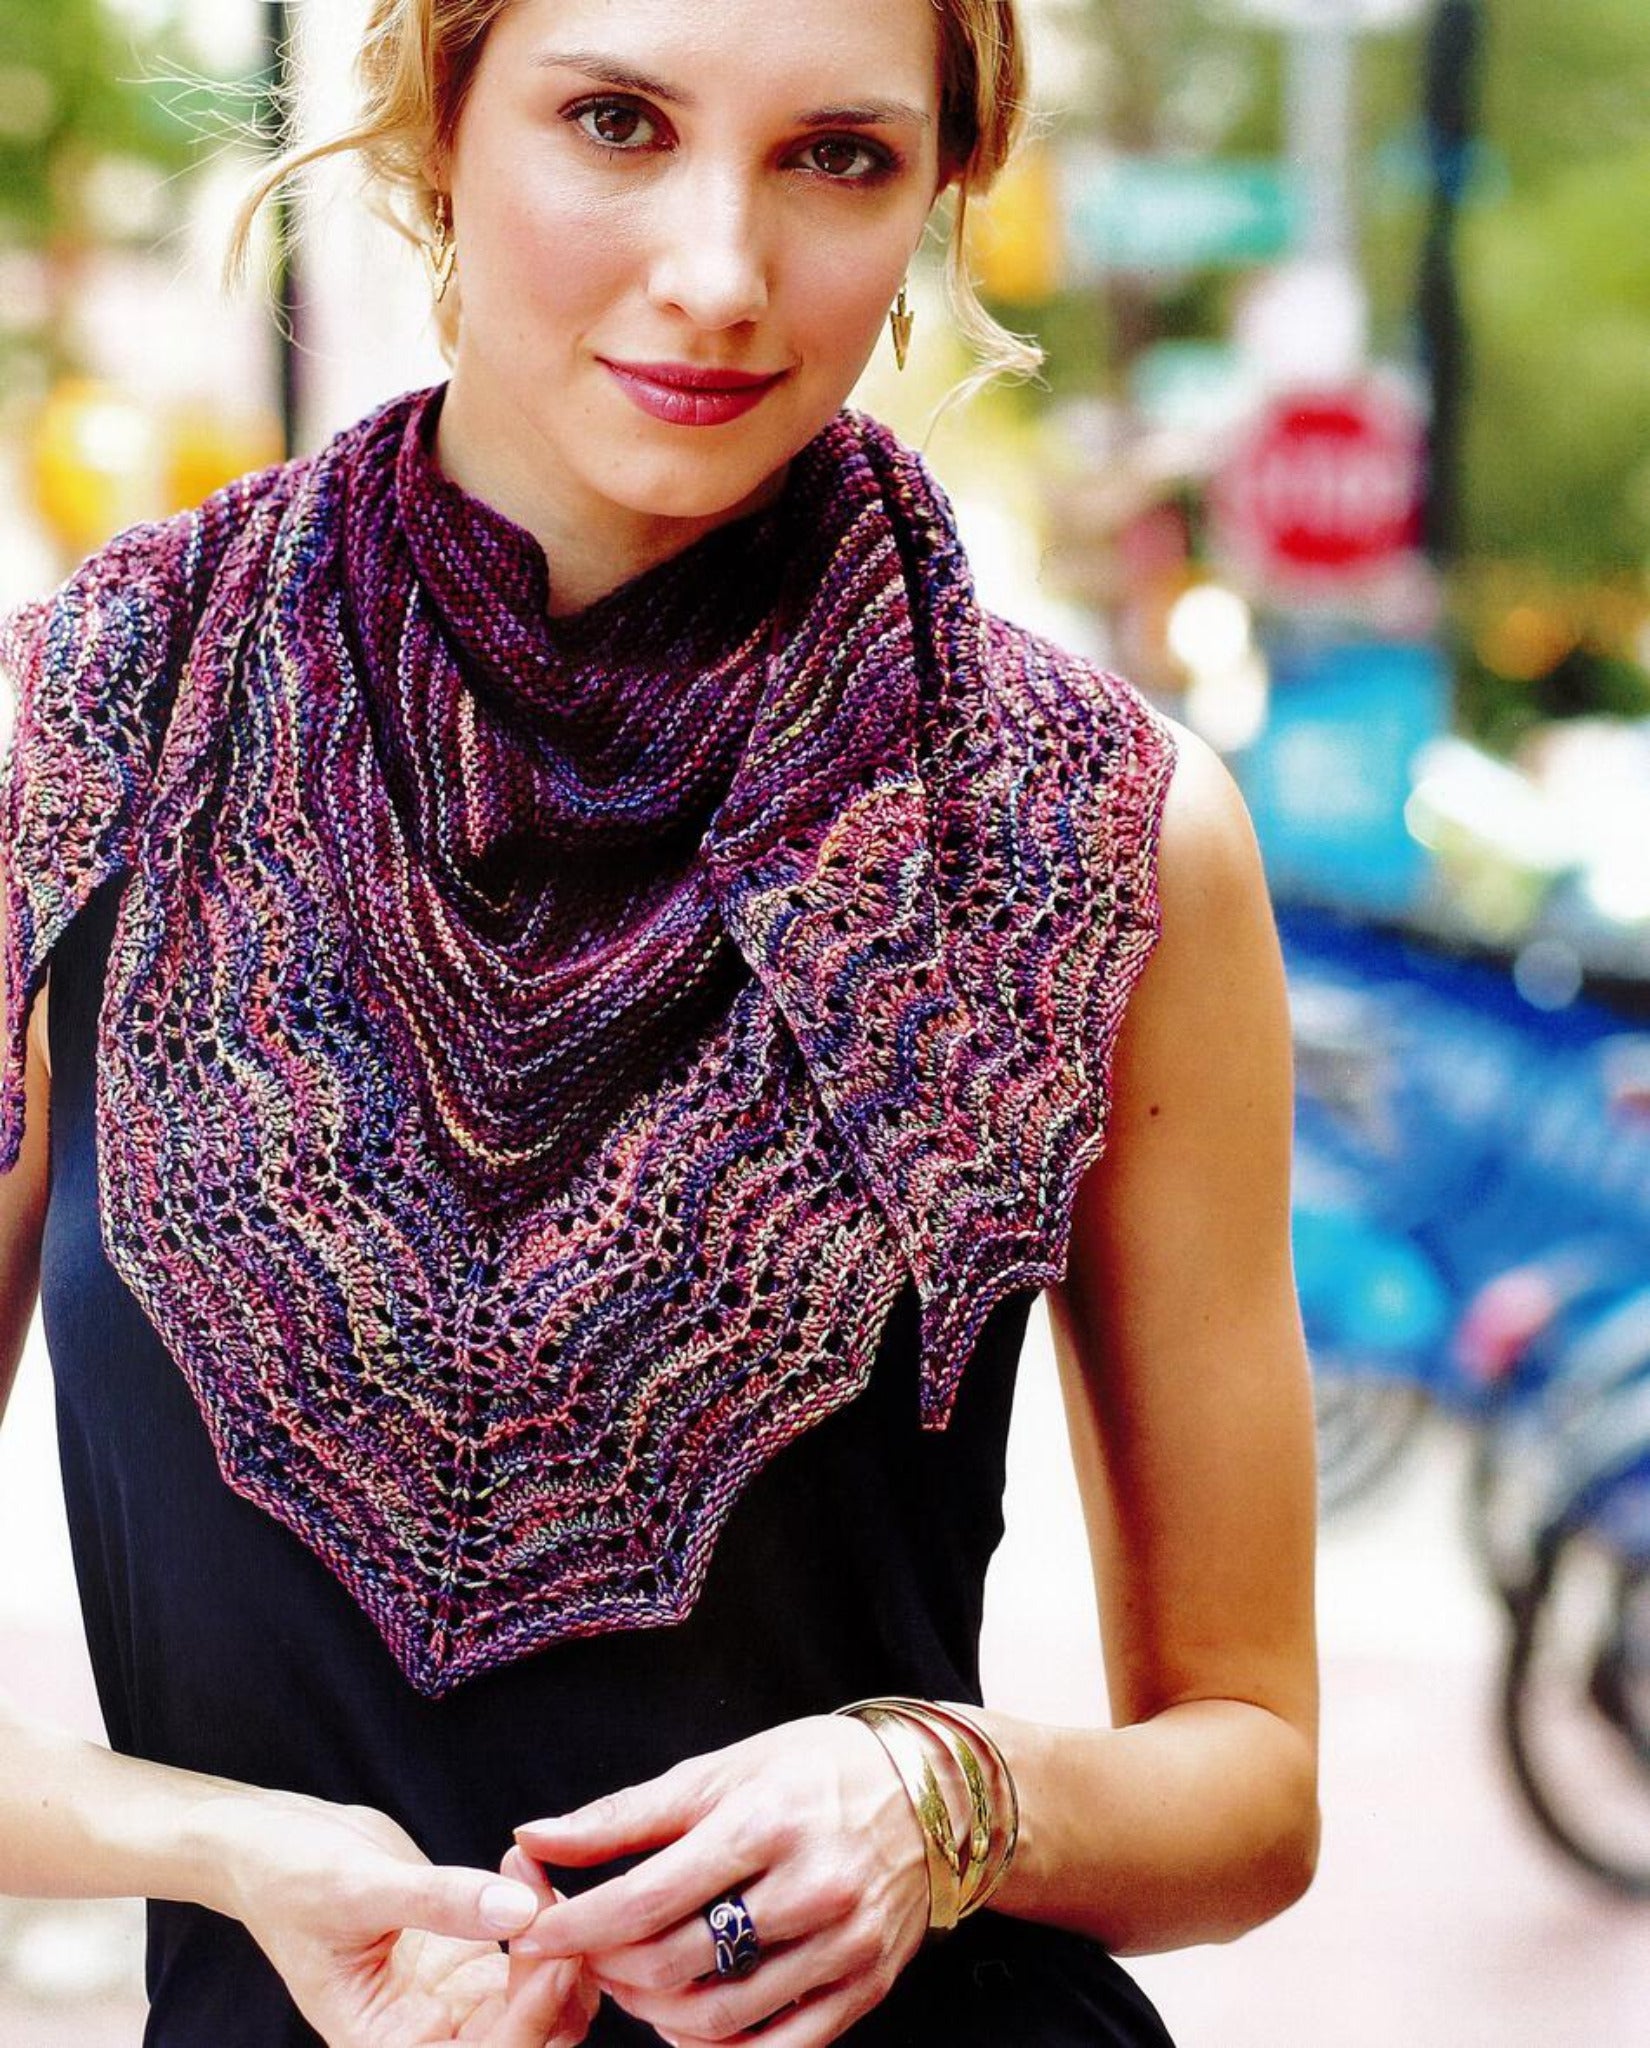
0 965 248 1908
0 977 50 1425
968 721 1320 1953
0 919 589 2043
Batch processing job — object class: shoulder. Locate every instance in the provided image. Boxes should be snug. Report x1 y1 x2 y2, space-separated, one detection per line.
1111 715 1290 1118
985 618 1261 911
975 615 1268 916
1152 716 1271 921
1146 712 1277 966
976 617 1179 897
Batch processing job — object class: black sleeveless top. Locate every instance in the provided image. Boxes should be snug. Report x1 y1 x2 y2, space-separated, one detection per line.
41 877 1173 2047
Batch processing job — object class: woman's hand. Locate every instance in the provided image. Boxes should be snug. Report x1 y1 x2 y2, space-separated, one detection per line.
208 1787 599 2046
510 1716 930 2048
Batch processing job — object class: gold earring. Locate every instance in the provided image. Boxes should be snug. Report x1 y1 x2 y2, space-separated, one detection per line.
424 193 457 304
889 282 914 372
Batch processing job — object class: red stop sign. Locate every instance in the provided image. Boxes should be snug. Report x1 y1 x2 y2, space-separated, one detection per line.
1216 384 1426 584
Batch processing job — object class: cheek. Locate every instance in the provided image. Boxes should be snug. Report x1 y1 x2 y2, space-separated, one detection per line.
458 162 642 337
782 232 910 358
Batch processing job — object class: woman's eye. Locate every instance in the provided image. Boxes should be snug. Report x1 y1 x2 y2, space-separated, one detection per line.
573 99 659 150
799 136 890 183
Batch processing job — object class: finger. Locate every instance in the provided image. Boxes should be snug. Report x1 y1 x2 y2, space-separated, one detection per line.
496 1953 602 2048
666 1974 873 2048
487 1852 600 2048
513 1826 755 1960
515 1761 718 1867
590 1873 820 1994
366 1862 540 1944
604 1931 846 2043
501 1844 560 1978
501 1843 558 1914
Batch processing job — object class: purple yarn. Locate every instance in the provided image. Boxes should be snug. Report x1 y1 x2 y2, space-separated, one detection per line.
0 388 1174 1695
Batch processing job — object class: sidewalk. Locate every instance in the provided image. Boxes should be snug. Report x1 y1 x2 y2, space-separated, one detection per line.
4 1303 1649 2044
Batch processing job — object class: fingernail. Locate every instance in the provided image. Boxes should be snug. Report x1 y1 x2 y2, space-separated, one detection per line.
480 1879 537 1933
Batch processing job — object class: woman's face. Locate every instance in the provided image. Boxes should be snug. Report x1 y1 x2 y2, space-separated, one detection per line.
438 0 948 555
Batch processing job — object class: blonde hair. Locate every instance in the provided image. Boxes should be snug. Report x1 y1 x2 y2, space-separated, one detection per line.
228 0 1042 386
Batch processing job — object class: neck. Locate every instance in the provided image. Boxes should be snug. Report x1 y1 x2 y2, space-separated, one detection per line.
433 372 784 617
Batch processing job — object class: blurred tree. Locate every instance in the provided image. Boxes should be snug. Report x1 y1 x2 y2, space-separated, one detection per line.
1002 0 1650 732
1110 0 1283 369
999 4 1451 399
0 0 200 377
1460 0 1650 580
0 1 180 236
1475 0 1650 189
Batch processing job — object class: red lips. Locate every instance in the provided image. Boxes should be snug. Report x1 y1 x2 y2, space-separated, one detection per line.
613 361 784 390
600 359 788 427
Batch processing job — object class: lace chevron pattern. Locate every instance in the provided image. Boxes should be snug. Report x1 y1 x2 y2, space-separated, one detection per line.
0 391 1173 1695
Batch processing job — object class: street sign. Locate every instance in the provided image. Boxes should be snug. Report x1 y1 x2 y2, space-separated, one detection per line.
1213 380 1426 591
1062 152 1303 275
1130 342 1257 435
1239 639 1448 914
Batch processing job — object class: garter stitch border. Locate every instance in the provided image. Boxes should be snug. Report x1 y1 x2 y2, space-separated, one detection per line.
0 390 1175 1696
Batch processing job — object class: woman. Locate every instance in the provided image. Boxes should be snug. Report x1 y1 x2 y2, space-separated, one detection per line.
0 1 1319 2043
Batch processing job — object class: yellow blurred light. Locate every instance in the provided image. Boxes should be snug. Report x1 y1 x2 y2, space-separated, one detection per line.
164 406 284 517
965 144 1063 304
28 384 286 558
1477 603 1575 683
28 380 161 558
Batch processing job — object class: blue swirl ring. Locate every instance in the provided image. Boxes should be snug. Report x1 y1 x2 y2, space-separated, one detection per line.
705 1892 762 1978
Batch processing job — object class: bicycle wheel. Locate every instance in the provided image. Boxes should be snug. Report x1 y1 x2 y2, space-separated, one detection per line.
1313 1368 1430 1516
1471 1279 1650 1607
1468 1407 1556 1609
1501 1522 1650 1897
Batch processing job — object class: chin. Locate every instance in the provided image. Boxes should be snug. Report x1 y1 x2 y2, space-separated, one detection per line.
593 447 792 526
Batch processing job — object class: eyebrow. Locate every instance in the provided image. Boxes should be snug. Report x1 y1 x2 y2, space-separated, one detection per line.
531 51 932 129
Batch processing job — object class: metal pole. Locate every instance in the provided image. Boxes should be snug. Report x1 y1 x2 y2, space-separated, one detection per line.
1286 22 1358 263
1418 0 1483 565
262 0 301 458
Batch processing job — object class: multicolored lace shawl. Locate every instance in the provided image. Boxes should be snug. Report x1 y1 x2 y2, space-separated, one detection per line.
0 387 1175 1696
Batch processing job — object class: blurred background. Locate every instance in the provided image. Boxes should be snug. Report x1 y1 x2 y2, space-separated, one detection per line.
1 0 1648 2040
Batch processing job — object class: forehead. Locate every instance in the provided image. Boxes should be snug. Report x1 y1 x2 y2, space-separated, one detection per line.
482 0 945 104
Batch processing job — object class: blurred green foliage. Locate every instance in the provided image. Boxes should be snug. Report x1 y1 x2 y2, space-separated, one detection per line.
1001 0 1650 733
1462 0 1650 578
2 0 1647 727
0 0 195 246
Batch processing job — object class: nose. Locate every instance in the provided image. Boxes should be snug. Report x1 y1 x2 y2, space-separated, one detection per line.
646 164 769 332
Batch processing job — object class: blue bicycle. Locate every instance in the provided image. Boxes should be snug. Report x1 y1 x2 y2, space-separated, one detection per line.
1281 905 1650 1518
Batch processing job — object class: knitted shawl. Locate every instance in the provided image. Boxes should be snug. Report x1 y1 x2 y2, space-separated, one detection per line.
0 387 1174 1697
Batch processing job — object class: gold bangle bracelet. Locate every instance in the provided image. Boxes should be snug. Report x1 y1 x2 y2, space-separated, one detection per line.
840 1696 1020 1919
879 1703 997 1914
848 1705 964 1932
893 1698 1021 1912
837 1696 1022 1926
